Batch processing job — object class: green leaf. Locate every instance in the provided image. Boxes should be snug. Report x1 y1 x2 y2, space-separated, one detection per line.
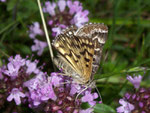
7 0 17 11
94 104 116 113
17 0 38 19
122 67 148 73
14 44 32 55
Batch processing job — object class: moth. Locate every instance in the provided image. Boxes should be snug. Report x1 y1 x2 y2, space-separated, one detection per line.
52 23 108 85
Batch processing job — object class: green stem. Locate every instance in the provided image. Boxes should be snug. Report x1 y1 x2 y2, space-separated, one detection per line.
37 0 55 69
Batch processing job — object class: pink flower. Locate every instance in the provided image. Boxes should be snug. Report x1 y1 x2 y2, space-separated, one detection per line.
23 72 46 91
43 1 56 16
81 91 98 106
25 76 57 106
31 39 47 56
7 88 26 105
0 0 6 2
127 75 142 89
58 0 66 12
51 72 62 87
4 55 25 78
26 60 38 74
8 55 25 68
4 63 19 78
29 22 43 39
70 83 82 95
52 27 62 36
73 10 89 27
67 1 82 14
40 80 57 101
80 108 94 113
117 99 134 113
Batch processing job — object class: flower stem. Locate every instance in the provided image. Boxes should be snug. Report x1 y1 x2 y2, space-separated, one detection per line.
37 0 54 65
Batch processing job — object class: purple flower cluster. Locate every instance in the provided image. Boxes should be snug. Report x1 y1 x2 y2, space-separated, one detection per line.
28 0 89 56
116 75 150 113
25 72 98 113
0 55 99 113
117 87 150 113
0 0 6 2
24 72 57 107
43 0 89 35
28 22 47 56
0 55 41 106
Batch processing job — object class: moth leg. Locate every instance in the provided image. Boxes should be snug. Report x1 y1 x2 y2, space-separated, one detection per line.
57 73 71 77
75 86 88 102
74 80 94 101
89 80 103 103
60 81 72 85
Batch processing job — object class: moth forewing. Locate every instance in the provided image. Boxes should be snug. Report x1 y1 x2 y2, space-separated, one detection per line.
54 54 78 76
53 34 93 84
54 54 88 84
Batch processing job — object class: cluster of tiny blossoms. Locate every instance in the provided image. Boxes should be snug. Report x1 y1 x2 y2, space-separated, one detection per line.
0 55 42 111
28 0 89 56
117 75 150 113
0 55 99 113
0 0 6 2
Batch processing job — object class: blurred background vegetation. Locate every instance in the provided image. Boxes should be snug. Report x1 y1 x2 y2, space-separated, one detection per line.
0 0 150 112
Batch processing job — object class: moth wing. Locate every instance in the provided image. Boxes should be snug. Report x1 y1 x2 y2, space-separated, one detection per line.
61 25 78 36
52 33 95 84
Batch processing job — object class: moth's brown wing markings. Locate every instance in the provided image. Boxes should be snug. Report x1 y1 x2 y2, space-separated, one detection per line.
53 34 81 76
54 53 78 77
52 33 95 84
75 23 108 37
75 23 108 76
78 37 95 83
61 25 78 36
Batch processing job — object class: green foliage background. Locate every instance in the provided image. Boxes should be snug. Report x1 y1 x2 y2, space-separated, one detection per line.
0 0 150 112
